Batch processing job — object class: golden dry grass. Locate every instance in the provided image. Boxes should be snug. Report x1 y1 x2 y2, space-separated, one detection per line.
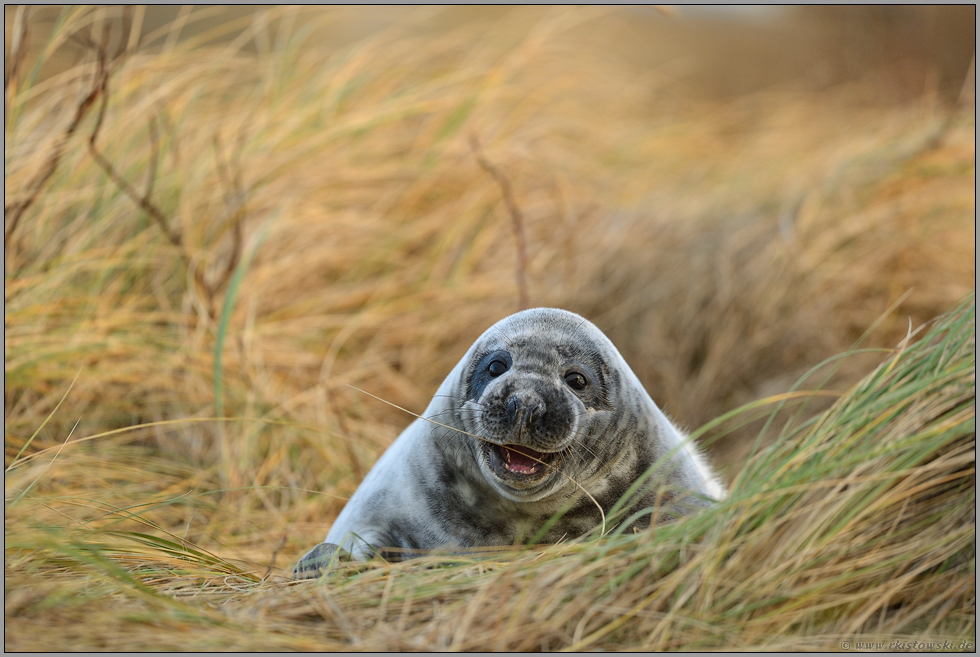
4 6 976 651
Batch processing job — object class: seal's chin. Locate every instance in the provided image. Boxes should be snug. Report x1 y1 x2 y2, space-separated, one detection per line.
484 443 561 487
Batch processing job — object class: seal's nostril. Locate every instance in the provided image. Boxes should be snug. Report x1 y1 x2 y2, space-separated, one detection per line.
505 396 520 422
526 401 545 427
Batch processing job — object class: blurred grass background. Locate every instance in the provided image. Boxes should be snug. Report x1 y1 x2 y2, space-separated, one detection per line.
4 6 975 651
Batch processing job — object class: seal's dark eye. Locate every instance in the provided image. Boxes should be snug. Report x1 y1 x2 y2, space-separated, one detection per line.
488 360 508 377
565 372 588 391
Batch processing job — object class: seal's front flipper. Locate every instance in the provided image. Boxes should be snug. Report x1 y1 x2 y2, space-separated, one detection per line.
292 542 351 579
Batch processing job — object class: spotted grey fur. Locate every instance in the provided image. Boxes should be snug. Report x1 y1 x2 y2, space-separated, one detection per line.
294 308 724 577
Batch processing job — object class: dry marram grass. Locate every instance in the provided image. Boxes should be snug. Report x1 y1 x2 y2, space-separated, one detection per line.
4 6 976 651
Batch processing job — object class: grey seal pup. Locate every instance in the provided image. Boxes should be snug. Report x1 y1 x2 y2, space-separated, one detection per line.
294 307 724 577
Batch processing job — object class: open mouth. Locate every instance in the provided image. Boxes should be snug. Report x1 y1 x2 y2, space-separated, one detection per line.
486 443 560 481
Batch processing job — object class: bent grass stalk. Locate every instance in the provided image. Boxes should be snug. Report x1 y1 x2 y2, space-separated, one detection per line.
5 368 82 472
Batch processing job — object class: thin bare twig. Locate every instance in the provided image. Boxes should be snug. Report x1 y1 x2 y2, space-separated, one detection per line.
6 13 142 249
470 135 530 311
263 533 289 580
80 25 214 313
87 56 181 249
4 24 109 247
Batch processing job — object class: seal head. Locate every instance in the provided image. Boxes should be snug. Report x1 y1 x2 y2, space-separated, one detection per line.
458 311 622 503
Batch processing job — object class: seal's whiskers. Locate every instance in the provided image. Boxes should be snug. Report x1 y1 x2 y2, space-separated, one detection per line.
345 383 607 535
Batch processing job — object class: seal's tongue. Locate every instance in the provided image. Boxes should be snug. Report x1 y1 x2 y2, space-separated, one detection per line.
500 444 546 474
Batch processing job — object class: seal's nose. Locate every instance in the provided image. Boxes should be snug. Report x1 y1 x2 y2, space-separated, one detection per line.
506 393 546 431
